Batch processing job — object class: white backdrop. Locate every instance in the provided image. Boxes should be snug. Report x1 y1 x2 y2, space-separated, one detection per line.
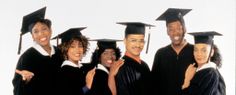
0 0 235 94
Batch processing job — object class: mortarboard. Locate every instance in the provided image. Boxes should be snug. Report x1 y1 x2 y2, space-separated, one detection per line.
188 31 222 63
117 22 155 53
89 39 123 50
51 27 86 44
18 7 46 55
156 8 191 26
188 31 222 44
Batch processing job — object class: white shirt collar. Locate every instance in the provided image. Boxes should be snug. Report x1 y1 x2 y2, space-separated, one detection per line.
61 60 83 68
196 62 217 72
33 42 55 56
97 64 109 74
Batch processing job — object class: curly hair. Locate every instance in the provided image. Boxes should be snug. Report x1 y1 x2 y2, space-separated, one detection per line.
90 47 121 67
210 44 222 68
59 35 89 60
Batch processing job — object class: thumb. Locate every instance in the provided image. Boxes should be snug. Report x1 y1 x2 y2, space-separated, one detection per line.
15 69 22 75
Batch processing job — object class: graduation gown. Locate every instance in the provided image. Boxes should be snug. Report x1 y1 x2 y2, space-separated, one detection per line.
89 64 112 95
151 43 195 95
181 62 226 95
57 61 90 95
12 44 63 95
115 55 151 95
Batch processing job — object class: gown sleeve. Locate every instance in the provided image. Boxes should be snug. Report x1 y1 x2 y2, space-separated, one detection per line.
182 68 223 95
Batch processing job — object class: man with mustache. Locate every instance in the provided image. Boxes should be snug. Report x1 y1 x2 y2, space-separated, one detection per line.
115 22 154 95
151 8 195 95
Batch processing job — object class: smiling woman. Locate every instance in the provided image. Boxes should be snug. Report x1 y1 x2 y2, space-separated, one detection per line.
0 0 235 95
12 7 64 95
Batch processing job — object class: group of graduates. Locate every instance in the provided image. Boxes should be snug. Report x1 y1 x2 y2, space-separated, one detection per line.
12 6 226 95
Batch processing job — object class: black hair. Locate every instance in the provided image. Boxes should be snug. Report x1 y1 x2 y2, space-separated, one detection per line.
210 44 222 68
90 47 121 67
29 18 52 33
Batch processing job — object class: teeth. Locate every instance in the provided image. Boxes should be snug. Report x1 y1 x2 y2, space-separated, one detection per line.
75 54 80 56
174 36 180 40
107 60 112 63
40 37 47 41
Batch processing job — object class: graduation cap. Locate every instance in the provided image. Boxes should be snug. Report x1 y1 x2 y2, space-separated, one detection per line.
51 27 86 45
117 22 155 53
18 7 46 55
188 31 222 62
188 31 222 44
90 39 123 50
156 8 191 27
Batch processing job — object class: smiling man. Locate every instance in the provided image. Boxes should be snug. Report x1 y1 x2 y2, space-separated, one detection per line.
151 8 195 95
115 22 154 95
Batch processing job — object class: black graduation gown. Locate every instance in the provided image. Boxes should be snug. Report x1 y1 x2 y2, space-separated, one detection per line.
151 43 195 95
115 55 151 95
57 64 88 95
182 68 226 95
12 47 63 95
89 64 112 95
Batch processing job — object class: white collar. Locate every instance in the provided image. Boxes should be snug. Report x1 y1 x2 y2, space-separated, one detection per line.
33 42 55 56
196 62 217 72
97 64 109 74
61 60 83 68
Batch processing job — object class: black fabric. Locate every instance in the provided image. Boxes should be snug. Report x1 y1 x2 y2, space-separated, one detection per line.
57 65 88 95
188 31 222 44
89 69 112 95
181 68 226 95
115 55 151 95
151 43 195 95
12 46 63 95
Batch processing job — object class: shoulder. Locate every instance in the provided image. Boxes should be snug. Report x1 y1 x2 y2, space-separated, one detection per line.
21 47 37 56
155 44 172 54
194 68 219 83
184 43 194 50
18 47 39 61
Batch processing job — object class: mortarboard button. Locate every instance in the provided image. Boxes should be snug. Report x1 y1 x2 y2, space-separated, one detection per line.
18 7 46 55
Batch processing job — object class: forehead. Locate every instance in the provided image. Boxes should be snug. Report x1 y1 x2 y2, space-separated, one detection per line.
194 43 211 48
167 20 182 27
103 49 115 52
126 34 145 39
32 22 48 28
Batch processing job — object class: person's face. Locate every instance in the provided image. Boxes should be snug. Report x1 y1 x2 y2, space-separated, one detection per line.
100 49 116 68
31 22 52 47
67 40 84 64
167 20 185 46
194 43 214 66
124 34 145 57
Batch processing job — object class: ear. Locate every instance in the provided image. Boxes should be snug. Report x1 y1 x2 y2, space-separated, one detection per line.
31 34 35 41
124 38 127 45
210 48 214 57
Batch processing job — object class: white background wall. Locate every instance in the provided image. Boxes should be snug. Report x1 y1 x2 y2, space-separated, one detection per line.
0 0 235 94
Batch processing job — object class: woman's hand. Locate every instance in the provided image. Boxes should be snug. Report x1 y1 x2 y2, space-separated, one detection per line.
109 59 124 76
15 69 34 83
85 68 96 89
182 63 196 89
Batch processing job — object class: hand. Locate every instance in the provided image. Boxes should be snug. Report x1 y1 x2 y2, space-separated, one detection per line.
15 69 34 83
109 59 124 76
85 67 96 89
182 63 196 89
